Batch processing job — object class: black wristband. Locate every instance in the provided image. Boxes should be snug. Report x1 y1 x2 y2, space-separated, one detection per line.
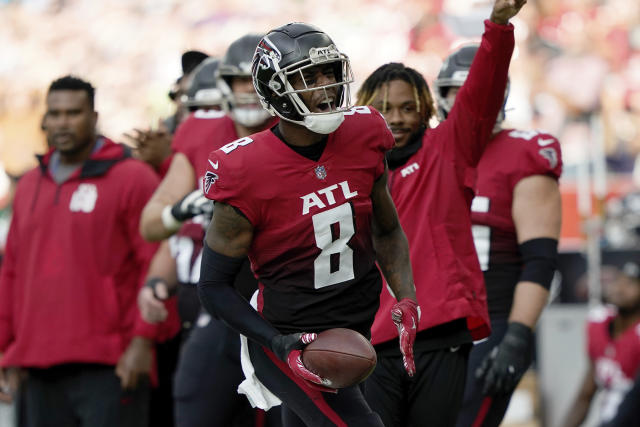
518 238 558 290
145 277 176 299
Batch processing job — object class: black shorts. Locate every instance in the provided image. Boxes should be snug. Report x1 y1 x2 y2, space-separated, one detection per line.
247 339 383 427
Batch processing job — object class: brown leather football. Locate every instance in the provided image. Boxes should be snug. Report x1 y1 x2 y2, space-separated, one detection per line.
301 328 377 389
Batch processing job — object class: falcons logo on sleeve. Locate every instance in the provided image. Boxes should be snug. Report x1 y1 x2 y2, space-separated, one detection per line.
539 147 558 169
204 171 218 194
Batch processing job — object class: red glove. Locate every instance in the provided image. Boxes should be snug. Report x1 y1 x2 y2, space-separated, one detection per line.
391 298 420 377
287 348 337 393
271 332 337 393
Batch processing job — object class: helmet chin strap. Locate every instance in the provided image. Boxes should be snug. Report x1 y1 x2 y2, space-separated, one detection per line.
232 107 272 128
303 112 345 134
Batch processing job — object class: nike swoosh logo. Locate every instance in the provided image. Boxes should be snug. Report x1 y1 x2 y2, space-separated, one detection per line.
538 137 554 146
208 159 219 169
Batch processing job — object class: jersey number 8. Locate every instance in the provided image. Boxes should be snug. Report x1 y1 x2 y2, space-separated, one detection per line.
312 203 355 289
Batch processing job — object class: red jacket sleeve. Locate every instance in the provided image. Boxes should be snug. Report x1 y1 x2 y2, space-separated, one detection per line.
443 20 515 169
0 210 19 352
118 160 164 340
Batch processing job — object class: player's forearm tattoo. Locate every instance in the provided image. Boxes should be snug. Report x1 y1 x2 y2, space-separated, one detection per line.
373 226 416 300
371 175 416 300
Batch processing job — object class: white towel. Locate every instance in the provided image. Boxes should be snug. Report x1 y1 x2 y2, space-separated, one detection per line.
237 291 282 410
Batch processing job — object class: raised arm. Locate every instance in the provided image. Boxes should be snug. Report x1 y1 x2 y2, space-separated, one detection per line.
446 0 525 166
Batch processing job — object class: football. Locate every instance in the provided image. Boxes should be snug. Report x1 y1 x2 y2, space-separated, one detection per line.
301 328 377 389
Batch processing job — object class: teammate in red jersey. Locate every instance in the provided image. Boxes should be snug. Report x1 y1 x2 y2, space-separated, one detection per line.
139 34 273 242
564 262 640 426
138 38 280 427
432 45 563 427
198 22 418 426
355 1 526 426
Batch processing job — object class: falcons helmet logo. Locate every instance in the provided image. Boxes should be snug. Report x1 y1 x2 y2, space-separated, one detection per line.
204 171 219 194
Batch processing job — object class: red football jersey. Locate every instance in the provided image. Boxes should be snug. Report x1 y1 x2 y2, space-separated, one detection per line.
169 219 207 285
169 110 236 285
587 306 640 423
203 106 393 336
470 129 562 317
172 110 237 189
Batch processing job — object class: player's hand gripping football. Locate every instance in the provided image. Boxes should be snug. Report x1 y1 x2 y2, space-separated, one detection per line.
270 333 337 393
490 0 527 25
169 189 214 222
391 298 420 377
475 322 533 395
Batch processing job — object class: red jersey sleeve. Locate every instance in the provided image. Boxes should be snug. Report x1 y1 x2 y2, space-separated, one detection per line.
0 194 20 351
509 130 563 189
118 160 163 340
202 136 259 225
171 114 200 171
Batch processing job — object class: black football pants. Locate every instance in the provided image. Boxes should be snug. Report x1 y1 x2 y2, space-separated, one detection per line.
364 344 471 427
21 363 149 427
247 339 384 427
174 314 282 427
456 317 515 427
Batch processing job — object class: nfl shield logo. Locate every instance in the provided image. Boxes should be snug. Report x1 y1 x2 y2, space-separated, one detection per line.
314 165 327 180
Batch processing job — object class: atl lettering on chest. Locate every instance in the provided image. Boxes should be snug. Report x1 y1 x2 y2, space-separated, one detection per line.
301 181 358 215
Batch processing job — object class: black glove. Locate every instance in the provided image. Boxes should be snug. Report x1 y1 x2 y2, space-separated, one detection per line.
170 189 213 222
475 322 533 396
270 333 316 362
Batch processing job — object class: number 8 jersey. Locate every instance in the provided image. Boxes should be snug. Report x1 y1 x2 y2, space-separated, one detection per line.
203 107 394 337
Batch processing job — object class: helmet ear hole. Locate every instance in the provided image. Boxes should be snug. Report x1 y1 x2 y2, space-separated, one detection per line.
279 99 293 114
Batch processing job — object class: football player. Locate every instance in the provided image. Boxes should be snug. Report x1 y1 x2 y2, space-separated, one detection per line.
433 45 563 427
139 34 273 242
137 37 281 427
198 22 418 426
355 1 526 426
564 262 640 426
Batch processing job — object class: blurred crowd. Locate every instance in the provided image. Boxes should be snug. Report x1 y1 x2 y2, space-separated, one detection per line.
0 0 637 169
1 0 640 247
0 0 636 171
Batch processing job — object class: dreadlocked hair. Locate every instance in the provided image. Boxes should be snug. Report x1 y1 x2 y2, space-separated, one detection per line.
357 62 435 126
